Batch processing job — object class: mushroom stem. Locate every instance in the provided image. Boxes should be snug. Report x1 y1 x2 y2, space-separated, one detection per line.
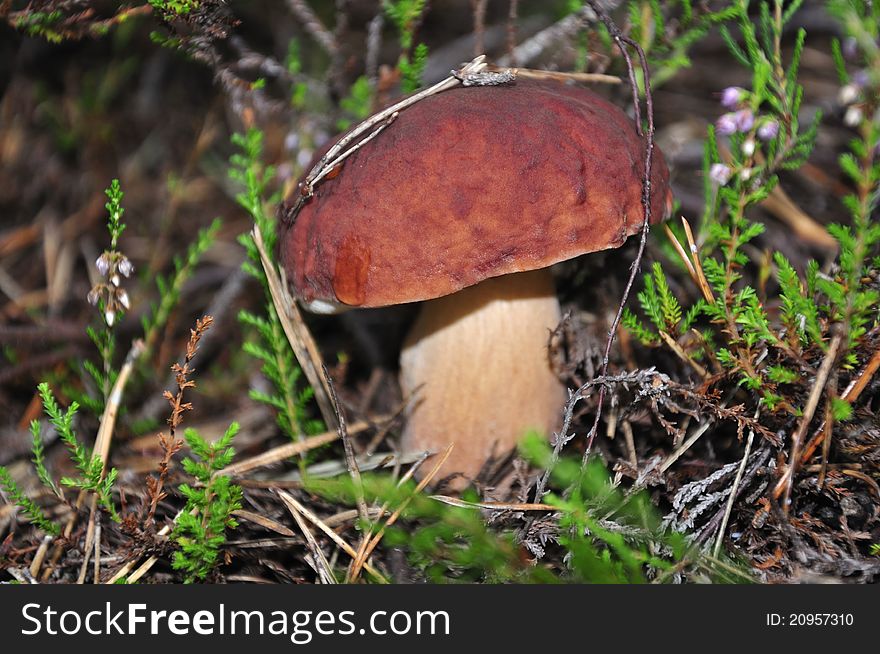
399 268 565 485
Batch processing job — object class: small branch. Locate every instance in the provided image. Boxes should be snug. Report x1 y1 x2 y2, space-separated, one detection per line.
658 330 708 378
799 339 880 464
28 534 52 580
488 65 620 84
682 222 715 304
713 409 759 558
658 416 716 475
215 422 373 477
430 496 556 512
580 1 656 465
280 492 337 584
322 366 369 527
286 0 339 56
773 332 843 511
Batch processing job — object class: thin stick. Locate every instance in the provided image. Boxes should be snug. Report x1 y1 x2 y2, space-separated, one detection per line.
506 0 519 64
215 424 369 477
773 332 843 510
276 491 386 583
76 495 98 584
497 4 602 67
658 330 708 378
681 216 716 304
621 419 638 469
92 519 101 585
819 371 837 486
470 0 488 57
713 410 759 558
665 217 715 304
664 223 697 280
430 496 557 512
76 341 144 584
232 510 296 537
495 66 621 85
581 2 656 466
278 492 336 584
659 418 715 475
365 12 384 88
322 366 369 527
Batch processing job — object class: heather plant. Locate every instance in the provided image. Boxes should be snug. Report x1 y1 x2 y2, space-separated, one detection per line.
171 422 242 583
0 382 119 531
0 178 226 577
624 0 839 407
77 179 132 417
621 0 880 531
233 130 323 449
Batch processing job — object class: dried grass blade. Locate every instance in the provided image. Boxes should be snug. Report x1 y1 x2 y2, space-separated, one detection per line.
276 491 387 583
252 225 337 430
348 444 453 582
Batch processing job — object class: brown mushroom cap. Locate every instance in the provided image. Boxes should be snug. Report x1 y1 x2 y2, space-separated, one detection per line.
280 79 671 309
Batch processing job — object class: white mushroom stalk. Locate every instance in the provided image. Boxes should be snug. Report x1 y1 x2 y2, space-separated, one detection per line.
399 269 564 485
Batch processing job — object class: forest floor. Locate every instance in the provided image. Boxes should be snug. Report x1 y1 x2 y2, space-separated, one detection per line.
0 1 878 584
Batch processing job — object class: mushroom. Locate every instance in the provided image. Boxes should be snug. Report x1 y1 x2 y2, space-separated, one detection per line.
279 79 672 484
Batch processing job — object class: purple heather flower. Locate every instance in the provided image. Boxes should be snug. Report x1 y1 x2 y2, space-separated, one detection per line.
757 120 779 141
96 253 111 277
720 86 744 109
87 288 100 306
734 109 755 132
843 37 858 60
710 163 732 185
853 70 869 88
118 256 133 277
716 113 737 135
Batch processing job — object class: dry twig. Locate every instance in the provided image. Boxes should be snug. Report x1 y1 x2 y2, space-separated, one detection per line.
773 332 844 510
